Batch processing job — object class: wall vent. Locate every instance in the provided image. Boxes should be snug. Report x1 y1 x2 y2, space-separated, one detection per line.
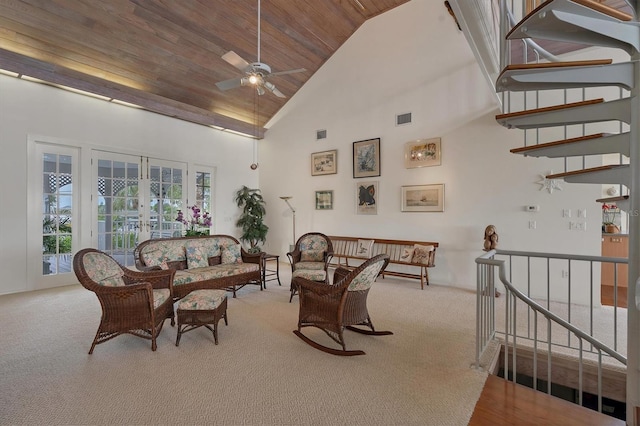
316 129 327 140
396 112 412 126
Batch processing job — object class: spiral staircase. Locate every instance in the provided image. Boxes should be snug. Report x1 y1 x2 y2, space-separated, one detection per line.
461 0 640 422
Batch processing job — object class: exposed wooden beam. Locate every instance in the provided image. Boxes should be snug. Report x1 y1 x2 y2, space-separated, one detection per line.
0 48 265 138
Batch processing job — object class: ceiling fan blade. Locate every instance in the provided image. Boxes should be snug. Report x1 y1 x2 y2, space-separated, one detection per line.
263 81 286 98
221 51 252 72
269 68 307 77
215 77 243 91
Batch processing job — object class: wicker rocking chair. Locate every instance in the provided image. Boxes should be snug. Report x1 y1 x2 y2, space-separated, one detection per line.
73 248 176 353
293 253 392 356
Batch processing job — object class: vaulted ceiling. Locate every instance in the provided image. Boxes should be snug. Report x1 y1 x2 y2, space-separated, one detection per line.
0 0 410 138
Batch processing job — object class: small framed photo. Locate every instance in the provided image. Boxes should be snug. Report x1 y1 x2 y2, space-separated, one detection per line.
404 137 441 168
315 190 334 210
353 138 381 178
401 184 444 212
311 150 337 176
356 181 378 215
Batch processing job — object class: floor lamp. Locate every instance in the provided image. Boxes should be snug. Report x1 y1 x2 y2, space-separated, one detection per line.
280 196 296 251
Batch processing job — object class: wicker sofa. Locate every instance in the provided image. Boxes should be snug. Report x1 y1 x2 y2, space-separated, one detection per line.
135 235 263 299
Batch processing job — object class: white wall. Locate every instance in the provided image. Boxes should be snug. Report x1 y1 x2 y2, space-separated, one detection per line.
0 74 258 295
259 0 603 301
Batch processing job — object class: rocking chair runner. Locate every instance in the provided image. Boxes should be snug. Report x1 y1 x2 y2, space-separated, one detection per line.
293 254 392 356
73 248 176 353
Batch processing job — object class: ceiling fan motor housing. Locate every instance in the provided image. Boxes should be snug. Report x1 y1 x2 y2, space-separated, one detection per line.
250 62 272 75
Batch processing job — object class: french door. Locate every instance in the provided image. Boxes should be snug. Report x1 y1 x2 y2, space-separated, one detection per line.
93 152 186 267
28 142 81 289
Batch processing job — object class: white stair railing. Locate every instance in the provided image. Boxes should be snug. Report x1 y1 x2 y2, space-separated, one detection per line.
477 249 627 414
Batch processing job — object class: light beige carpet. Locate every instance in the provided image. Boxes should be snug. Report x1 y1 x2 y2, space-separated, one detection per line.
0 267 487 425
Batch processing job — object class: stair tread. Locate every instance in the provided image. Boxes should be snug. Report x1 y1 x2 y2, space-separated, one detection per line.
510 133 605 154
508 0 633 39
572 0 633 21
596 195 629 203
496 98 604 120
547 164 627 179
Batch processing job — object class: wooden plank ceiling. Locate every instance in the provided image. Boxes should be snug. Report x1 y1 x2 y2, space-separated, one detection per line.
0 0 409 138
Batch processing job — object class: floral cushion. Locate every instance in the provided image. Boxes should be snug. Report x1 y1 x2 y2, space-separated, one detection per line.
177 289 227 310
185 239 221 269
300 249 324 262
412 244 434 265
293 269 326 282
173 270 209 286
152 288 171 308
140 240 186 267
221 243 242 264
299 235 329 252
295 261 325 270
348 260 385 291
83 252 125 287
173 263 259 287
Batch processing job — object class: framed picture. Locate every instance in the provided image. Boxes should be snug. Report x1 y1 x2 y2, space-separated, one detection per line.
356 181 378 215
311 150 337 176
404 137 441 168
315 190 334 210
353 138 381 178
401 184 444 212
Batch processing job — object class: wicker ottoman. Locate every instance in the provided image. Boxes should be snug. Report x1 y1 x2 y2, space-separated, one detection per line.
176 289 228 346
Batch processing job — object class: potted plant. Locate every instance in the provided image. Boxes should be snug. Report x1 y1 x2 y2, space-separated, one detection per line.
602 203 620 234
234 186 268 253
175 205 212 236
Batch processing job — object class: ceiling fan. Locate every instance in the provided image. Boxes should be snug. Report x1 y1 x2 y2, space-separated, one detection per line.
215 0 306 98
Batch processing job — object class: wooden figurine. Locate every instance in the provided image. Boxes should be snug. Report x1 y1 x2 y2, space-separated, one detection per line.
483 225 498 251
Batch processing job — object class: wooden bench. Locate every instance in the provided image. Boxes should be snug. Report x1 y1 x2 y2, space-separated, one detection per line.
328 236 438 289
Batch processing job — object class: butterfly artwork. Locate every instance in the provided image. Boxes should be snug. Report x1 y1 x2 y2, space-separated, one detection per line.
356 181 378 215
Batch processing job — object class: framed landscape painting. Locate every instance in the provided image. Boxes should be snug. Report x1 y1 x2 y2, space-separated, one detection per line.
353 138 381 178
311 150 337 176
401 184 444 212
404 137 441 168
315 190 333 210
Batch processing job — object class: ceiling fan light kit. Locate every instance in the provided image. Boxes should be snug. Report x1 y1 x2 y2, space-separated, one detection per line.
215 0 305 99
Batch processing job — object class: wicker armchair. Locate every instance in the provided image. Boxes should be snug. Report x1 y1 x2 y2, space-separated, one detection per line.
293 253 392 356
286 232 334 302
73 248 176 353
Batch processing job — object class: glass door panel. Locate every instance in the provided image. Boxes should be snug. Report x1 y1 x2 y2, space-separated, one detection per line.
149 161 184 239
95 154 141 267
42 153 74 275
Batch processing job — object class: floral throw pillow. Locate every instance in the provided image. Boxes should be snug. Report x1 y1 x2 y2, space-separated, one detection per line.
185 241 210 269
300 249 324 262
412 244 434 265
221 243 243 264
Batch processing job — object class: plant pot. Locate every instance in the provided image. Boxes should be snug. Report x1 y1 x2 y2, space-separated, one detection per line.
605 224 620 234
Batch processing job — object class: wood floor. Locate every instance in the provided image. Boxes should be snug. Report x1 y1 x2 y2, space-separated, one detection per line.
469 374 625 425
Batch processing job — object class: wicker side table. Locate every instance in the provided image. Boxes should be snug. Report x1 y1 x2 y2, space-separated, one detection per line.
176 289 228 346
262 253 282 288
